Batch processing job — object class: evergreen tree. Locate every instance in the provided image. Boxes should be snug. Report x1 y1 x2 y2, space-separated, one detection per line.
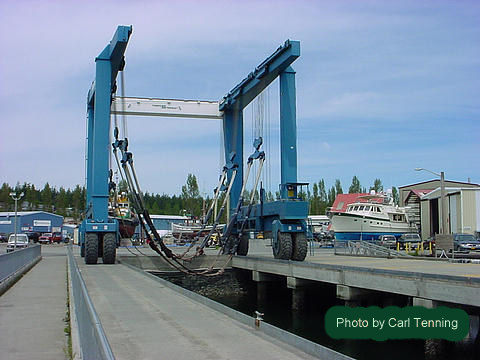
181 174 201 216
348 176 362 193
318 179 328 214
327 186 336 207
41 183 53 212
392 186 399 205
370 178 383 193
311 183 320 214
55 187 67 215
334 179 343 195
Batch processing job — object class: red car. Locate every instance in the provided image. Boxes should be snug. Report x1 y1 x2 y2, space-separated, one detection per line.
51 232 63 243
39 233 53 244
39 232 63 244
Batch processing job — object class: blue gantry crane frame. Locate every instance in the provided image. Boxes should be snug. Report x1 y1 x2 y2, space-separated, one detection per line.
220 40 309 261
80 25 132 264
80 25 309 264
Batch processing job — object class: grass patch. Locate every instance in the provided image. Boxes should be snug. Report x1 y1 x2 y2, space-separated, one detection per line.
64 259 73 360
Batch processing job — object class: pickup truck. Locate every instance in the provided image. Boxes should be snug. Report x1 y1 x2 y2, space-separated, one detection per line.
39 232 63 244
39 233 53 244
6 234 29 252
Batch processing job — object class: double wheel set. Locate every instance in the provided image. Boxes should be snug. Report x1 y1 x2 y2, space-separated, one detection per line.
80 233 116 265
273 232 308 261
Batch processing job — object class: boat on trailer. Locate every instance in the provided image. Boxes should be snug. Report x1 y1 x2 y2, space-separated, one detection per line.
328 194 417 241
109 193 139 239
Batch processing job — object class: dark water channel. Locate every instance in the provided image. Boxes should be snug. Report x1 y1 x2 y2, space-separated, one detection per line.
153 269 478 360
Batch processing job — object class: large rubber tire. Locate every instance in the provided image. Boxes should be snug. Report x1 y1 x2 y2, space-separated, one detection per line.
291 233 308 261
273 232 292 260
80 243 85 258
102 233 116 264
85 233 98 265
237 234 249 256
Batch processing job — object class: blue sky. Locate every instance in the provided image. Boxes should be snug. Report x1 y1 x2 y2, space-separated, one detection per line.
0 0 479 196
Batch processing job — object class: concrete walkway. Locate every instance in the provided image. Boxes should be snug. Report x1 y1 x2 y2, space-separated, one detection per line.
0 245 67 360
75 249 318 360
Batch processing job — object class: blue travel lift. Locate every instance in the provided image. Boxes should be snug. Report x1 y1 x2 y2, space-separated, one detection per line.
80 26 132 264
220 40 309 261
80 26 308 264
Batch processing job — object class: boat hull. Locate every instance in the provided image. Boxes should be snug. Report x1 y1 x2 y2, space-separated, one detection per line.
330 212 414 241
116 217 139 239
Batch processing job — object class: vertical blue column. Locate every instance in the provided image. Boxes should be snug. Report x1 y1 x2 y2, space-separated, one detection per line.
279 66 297 198
223 108 243 216
92 53 111 222
86 104 94 212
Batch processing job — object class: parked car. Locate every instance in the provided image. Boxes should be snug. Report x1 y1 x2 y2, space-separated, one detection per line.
453 233 480 252
6 233 29 252
0 233 7 242
26 232 40 243
39 232 53 244
51 232 63 244
376 234 397 248
397 233 421 250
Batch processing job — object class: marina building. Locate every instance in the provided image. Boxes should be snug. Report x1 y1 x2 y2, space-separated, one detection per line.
0 211 64 234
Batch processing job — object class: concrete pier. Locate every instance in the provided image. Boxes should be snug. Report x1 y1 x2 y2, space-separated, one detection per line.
232 251 480 308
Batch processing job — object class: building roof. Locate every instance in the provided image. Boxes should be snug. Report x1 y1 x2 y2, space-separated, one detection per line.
421 187 479 201
399 179 480 189
0 211 63 218
330 193 382 213
405 189 433 202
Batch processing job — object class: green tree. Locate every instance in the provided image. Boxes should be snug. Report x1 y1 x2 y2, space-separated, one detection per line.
327 186 336 207
370 178 383 193
0 183 13 210
41 183 53 211
181 174 201 216
318 179 328 214
348 176 362 193
55 187 67 215
311 183 320 214
334 179 343 195
392 186 399 205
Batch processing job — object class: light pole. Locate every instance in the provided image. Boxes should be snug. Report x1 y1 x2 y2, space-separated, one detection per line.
414 168 447 234
9 191 25 250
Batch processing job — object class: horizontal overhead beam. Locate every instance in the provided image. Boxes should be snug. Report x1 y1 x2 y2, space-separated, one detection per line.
219 39 300 111
111 97 223 119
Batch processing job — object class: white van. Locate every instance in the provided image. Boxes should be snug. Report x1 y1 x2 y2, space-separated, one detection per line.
6 234 29 253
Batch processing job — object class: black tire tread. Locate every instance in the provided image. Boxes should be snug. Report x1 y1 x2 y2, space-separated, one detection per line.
274 232 292 260
102 233 116 264
237 234 249 256
85 233 98 265
291 233 308 261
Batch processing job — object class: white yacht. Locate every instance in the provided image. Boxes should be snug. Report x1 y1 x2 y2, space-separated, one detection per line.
328 194 417 241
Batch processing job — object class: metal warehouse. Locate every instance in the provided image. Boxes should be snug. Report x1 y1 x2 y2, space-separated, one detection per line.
420 187 480 239
0 211 64 234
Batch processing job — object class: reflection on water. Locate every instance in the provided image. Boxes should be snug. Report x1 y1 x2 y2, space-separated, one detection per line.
157 270 479 360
